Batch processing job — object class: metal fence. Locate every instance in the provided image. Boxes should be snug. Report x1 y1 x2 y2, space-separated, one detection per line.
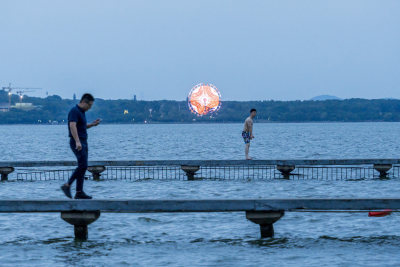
10 165 400 181
16 168 76 181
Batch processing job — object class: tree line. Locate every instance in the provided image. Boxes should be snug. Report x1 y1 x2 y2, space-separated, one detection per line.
1 90 400 124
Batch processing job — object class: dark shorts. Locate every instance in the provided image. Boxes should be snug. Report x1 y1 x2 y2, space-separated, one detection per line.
242 131 251 144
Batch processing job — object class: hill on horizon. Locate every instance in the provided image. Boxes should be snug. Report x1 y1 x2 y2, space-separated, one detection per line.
310 95 342 101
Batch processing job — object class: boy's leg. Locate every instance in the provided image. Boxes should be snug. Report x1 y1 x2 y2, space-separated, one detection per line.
245 143 251 160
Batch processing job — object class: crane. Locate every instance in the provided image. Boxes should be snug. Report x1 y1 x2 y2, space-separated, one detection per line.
1 83 41 108
16 90 37 103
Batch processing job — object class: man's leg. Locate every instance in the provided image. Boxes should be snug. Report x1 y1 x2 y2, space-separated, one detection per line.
245 143 251 160
62 140 89 198
74 142 92 199
76 143 88 192
66 141 85 187
61 140 81 198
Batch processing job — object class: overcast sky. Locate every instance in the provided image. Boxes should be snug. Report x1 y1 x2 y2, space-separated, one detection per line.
1 0 399 101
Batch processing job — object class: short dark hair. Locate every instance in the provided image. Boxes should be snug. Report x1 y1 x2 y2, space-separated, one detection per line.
250 108 257 113
80 93 95 103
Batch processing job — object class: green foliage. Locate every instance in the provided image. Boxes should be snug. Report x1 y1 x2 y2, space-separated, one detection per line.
1 90 400 123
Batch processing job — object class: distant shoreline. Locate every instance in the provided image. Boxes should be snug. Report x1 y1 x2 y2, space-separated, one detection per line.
1 121 400 126
2 92 400 123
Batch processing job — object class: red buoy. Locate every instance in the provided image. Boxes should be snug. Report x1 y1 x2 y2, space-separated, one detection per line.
368 209 393 217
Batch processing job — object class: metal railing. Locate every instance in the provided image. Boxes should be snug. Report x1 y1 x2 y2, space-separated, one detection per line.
1 159 399 181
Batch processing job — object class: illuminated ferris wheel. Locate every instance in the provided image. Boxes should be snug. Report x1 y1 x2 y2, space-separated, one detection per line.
187 83 222 116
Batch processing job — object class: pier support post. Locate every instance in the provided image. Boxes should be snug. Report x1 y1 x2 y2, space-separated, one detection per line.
87 166 106 181
61 211 100 240
373 164 392 178
276 165 295 179
246 211 284 238
0 167 14 181
181 165 200 181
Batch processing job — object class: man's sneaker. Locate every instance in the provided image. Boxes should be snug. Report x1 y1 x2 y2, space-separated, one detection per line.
74 191 93 199
61 185 72 199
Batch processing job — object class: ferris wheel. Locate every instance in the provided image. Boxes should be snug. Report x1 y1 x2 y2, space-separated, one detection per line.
187 83 222 116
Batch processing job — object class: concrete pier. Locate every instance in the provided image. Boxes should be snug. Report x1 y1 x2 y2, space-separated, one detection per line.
61 211 100 240
246 211 284 237
277 165 295 179
1 159 400 181
1 199 400 240
373 164 392 178
87 166 106 181
181 165 200 180
0 167 14 181
2 159 400 168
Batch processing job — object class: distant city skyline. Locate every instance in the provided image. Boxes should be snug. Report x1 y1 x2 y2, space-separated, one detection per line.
1 0 399 101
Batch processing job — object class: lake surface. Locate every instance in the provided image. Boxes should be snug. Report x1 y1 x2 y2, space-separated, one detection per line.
1 123 400 266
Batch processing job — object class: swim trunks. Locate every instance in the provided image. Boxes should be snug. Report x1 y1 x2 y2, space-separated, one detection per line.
242 131 251 144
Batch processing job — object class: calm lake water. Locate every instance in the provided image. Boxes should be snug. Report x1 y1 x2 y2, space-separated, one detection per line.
1 123 400 266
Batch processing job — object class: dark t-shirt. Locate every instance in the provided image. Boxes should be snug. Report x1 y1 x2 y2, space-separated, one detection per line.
68 105 87 139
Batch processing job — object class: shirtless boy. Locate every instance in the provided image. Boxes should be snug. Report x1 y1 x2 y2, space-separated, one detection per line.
242 108 256 160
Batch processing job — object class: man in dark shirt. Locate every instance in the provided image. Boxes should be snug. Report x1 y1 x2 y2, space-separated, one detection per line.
61 93 101 199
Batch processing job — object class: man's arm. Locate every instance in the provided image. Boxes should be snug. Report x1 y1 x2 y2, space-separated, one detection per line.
87 118 101 129
249 120 254 139
69 122 82 151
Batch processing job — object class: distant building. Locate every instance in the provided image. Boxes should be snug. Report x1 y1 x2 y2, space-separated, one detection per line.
73 93 77 101
13 103 35 110
0 103 9 112
133 95 137 101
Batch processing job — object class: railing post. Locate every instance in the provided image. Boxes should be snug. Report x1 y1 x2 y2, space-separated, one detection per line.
0 167 14 181
61 211 101 240
246 211 284 238
276 165 295 179
181 165 200 180
87 166 106 181
373 164 392 178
